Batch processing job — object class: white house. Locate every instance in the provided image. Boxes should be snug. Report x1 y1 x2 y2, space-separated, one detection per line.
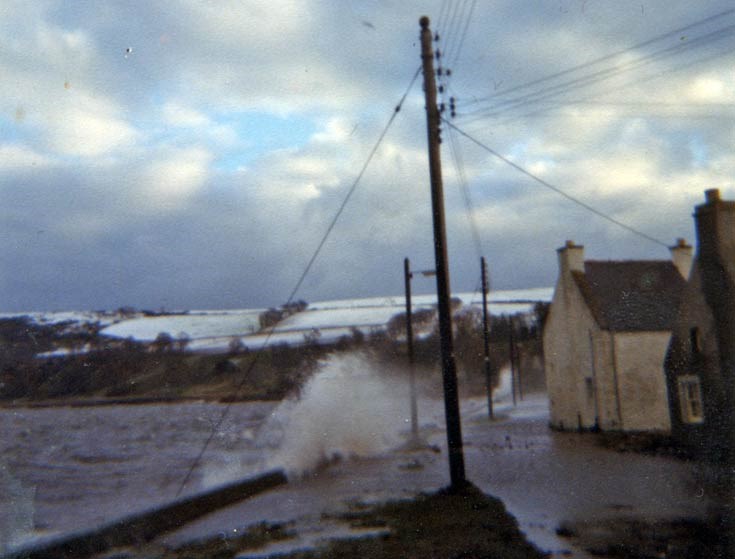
543 239 691 432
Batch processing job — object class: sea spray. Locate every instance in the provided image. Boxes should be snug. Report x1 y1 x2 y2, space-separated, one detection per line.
0 461 36 553
258 352 412 477
494 366 514 402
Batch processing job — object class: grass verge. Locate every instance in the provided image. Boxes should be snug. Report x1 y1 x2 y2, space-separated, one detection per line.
132 484 546 559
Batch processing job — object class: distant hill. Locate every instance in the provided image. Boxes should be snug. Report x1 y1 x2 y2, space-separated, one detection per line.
3 288 553 358
0 288 552 404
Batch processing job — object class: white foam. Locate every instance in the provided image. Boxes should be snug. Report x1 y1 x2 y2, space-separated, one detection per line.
259 352 409 477
0 462 36 553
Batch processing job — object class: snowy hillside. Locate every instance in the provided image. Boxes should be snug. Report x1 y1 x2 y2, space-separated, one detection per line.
9 288 552 356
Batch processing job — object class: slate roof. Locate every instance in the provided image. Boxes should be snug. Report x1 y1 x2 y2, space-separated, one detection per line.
572 260 687 332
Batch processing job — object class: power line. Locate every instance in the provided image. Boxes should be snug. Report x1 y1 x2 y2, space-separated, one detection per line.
446 122 487 309
497 100 735 109
444 119 670 248
450 0 477 69
443 0 476 68
441 0 464 62
284 66 422 306
467 99 735 123
460 42 735 127
447 124 484 260
435 0 450 33
436 0 477 98
459 7 735 109
174 66 422 497
457 23 735 122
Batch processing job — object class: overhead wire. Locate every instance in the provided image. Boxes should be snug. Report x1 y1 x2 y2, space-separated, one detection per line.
443 0 472 67
437 2 487 309
460 42 735 128
443 119 670 248
456 23 735 123
445 115 487 308
447 125 484 261
441 0 464 63
174 66 423 497
435 0 450 33
449 0 477 68
458 7 735 109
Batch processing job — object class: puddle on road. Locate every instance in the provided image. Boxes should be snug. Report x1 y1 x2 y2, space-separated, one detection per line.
235 521 390 558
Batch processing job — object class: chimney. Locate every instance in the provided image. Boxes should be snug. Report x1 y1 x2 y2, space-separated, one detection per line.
557 240 584 275
705 188 721 204
694 195 735 461
669 238 693 280
695 188 735 268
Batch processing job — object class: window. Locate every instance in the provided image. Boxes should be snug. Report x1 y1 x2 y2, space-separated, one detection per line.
690 327 702 354
677 375 704 424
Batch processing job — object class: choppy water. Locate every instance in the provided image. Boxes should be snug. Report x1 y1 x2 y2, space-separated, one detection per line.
0 352 429 551
0 399 277 550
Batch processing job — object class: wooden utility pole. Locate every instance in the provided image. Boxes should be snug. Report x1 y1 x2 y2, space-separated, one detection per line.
509 318 517 406
481 257 494 420
404 257 419 440
419 15 466 490
517 336 524 402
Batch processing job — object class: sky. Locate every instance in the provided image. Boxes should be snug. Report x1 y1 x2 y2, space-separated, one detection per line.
1 0 734 312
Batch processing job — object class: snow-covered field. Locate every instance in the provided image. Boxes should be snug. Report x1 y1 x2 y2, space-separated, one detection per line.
6 288 553 356
100 310 263 342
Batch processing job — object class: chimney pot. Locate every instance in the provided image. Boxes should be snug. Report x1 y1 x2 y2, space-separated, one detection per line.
705 189 720 203
558 240 584 273
670 238 693 279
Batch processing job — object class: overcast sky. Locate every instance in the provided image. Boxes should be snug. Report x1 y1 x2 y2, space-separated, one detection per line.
2 1 733 312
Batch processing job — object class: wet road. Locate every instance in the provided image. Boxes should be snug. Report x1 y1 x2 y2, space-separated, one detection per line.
155 395 712 558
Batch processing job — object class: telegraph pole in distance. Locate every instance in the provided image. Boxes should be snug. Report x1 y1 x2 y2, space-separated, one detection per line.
510 318 517 407
419 15 467 490
404 257 419 441
481 257 494 420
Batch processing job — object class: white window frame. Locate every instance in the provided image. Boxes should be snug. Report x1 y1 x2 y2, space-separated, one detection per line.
677 375 704 424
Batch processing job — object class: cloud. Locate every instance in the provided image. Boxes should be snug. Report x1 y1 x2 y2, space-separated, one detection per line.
687 75 731 101
0 144 51 169
139 146 214 211
1 1 734 311
44 96 139 157
161 102 211 128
